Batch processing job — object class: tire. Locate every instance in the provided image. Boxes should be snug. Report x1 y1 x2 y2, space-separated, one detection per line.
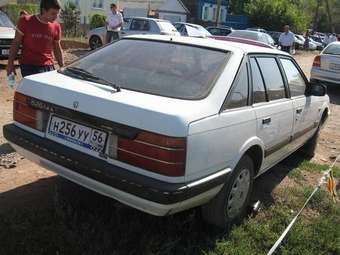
201 155 254 229
299 126 320 158
89 36 103 50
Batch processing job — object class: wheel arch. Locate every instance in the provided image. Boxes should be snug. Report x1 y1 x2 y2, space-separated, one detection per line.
238 137 264 176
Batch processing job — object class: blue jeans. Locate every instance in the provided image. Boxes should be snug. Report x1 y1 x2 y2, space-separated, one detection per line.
20 64 54 77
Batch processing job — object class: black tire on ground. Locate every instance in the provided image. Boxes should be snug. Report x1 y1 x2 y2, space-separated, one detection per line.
299 126 320 158
201 155 254 229
89 36 103 50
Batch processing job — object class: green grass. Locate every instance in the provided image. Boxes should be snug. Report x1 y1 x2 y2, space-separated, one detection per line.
0 162 339 255
298 160 340 178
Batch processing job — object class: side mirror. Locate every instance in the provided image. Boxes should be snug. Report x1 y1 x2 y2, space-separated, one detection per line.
308 80 327 97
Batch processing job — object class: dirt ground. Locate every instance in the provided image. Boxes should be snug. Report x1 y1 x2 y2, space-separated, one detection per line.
0 49 339 212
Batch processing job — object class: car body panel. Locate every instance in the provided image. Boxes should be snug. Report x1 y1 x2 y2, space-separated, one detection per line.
311 42 340 85
4 35 330 217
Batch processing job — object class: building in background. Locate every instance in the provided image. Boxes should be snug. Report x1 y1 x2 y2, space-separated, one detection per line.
59 0 189 25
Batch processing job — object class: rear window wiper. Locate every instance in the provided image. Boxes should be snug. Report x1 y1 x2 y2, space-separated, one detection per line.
59 67 121 92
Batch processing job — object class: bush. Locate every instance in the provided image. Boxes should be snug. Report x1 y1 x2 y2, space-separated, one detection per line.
90 14 106 29
60 2 81 37
2 4 39 24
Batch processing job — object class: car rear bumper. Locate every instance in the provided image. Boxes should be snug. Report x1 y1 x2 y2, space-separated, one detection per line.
311 67 340 85
3 124 230 216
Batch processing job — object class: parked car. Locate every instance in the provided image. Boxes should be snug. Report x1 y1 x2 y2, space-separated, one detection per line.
228 30 275 46
0 10 18 59
173 22 211 37
87 17 179 50
294 35 305 49
206 26 233 36
246 27 267 33
294 35 316 50
311 42 340 85
4 35 329 228
267 31 281 45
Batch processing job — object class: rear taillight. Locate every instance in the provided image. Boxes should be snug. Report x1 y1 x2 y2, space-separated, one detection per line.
13 92 43 131
313 55 321 68
117 132 186 177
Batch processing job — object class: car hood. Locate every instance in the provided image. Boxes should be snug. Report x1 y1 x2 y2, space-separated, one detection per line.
0 26 15 39
16 71 218 137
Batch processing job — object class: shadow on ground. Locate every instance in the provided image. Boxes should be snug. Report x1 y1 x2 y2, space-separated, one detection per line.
0 152 309 255
0 142 14 154
327 85 340 105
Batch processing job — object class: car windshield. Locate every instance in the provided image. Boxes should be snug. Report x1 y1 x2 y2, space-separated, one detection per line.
158 21 177 33
323 44 340 55
65 39 230 99
229 31 258 41
0 12 14 28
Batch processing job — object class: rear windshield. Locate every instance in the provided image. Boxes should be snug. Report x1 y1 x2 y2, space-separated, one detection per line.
323 44 340 55
67 39 229 99
0 12 14 28
229 31 258 41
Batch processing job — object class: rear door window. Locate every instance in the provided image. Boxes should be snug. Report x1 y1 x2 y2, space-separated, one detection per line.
257 57 287 101
280 58 306 97
250 58 267 103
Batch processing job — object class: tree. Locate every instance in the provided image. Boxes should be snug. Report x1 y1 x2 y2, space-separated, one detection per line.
244 0 309 33
60 2 81 37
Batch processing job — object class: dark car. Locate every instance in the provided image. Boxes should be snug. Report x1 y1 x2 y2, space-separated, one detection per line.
267 31 281 45
206 26 233 36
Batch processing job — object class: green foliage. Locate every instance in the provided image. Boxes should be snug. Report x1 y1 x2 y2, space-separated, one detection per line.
90 14 106 29
60 1 81 37
244 0 309 33
2 4 39 24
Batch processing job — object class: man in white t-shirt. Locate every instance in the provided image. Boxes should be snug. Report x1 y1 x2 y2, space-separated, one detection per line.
106 3 123 43
279 25 295 54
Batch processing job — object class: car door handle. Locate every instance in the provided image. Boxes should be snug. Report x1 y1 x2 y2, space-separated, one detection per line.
296 108 303 114
262 117 271 125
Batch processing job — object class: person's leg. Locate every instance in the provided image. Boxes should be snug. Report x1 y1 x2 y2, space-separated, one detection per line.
106 31 113 43
20 64 39 77
112 32 119 41
21 65 55 77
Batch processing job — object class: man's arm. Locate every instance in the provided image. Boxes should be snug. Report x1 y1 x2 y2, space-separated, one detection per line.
6 31 23 76
53 40 64 67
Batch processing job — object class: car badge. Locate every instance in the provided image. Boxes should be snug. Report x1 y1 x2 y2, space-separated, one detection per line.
73 101 79 109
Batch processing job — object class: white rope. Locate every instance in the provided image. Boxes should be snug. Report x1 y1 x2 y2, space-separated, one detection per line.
267 154 340 255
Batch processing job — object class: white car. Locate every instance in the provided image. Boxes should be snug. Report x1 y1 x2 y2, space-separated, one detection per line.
87 17 179 49
0 10 16 59
4 35 329 228
311 42 340 85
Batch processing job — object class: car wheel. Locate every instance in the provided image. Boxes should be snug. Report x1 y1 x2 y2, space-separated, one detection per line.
201 155 254 229
89 36 103 50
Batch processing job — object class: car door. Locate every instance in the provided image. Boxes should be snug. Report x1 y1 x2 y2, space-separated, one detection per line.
249 56 294 172
123 18 151 36
279 57 320 148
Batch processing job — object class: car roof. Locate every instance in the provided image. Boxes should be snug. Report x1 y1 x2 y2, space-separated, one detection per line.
124 34 289 55
232 30 265 36
174 22 202 28
131 17 170 22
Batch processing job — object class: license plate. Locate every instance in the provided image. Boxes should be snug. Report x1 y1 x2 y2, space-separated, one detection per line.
329 63 340 71
1 49 9 55
47 116 107 153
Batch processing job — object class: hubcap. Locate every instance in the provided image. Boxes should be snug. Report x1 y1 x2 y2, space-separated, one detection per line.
226 168 251 218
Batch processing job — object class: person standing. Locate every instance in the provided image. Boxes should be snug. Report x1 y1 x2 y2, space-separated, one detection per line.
6 0 64 78
106 3 123 43
279 25 295 54
330 33 338 43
